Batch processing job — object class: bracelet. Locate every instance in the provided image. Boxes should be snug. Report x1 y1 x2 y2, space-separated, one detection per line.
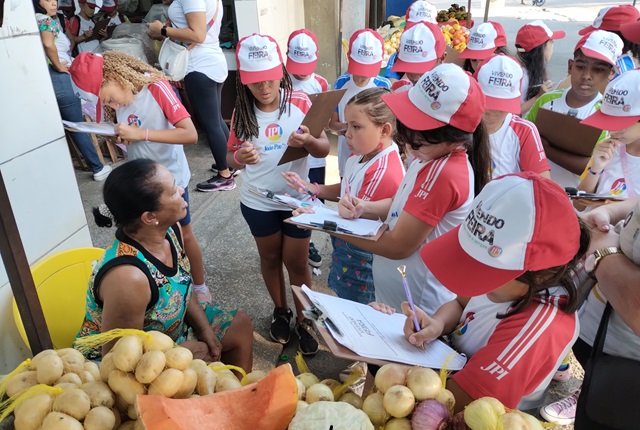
233 150 244 165
312 182 320 199
587 166 604 175
145 129 149 142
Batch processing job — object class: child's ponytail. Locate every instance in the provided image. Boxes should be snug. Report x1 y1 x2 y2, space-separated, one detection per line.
467 120 492 196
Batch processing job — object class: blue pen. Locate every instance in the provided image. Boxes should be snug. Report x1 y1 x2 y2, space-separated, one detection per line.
397 265 424 350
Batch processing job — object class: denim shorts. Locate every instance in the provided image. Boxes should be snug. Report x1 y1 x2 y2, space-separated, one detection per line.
240 203 311 239
328 236 375 304
179 187 191 226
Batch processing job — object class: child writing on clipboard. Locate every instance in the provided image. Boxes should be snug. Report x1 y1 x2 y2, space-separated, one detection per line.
226 34 330 355
284 88 406 305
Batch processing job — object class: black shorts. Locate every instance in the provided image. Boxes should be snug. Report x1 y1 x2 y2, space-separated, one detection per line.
240 203 311 239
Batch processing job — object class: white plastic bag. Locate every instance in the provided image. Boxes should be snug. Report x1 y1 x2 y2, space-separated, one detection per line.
101 38 147 63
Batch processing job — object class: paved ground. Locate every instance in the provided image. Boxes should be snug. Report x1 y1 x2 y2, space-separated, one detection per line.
72 0 620 423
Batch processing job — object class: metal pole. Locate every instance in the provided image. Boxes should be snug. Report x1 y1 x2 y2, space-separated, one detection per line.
483 0 491 23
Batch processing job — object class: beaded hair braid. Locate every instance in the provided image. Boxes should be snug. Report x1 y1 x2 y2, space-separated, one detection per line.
232 64 293 142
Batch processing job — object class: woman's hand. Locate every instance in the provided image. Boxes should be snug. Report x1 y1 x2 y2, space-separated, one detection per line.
146 20 165 39
401 302 444 347
56 61 70 74
282 171 311 194
178 340 217 362
292 206 315 217
369 302 396 314
114 123 143 144
201 335 222 362
591 138 620 173
287 125 310 148
235 142 260 165
338 194 365 220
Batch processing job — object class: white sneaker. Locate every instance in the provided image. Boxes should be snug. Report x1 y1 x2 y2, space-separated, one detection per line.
539 388 580 425
93 165 112 182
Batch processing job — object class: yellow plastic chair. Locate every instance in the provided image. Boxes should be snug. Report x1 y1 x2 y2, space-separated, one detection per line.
12 247 105 350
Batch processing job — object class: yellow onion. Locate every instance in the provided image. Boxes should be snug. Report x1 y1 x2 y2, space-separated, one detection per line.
295 377 306 400
435 388 456 414
363 392 390 427
464 398 501 430
339 391 364 409
385 417 412 429
296 372 320 388
498 412 529 430
375 364 409 394
412 399 451 430
515 410 545 430
383 385 415 418
406 367 442 401
481 397 506 416
305 383 334 403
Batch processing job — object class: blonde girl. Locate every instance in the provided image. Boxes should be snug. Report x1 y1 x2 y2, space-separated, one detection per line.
226 34 330 355
69 51 213 304
284 88 406 304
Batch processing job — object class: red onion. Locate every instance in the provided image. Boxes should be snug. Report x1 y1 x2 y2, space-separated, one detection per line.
411 399 451 430
451 411 471 430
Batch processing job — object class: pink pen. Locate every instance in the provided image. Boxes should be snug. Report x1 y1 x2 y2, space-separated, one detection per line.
397 265 424 350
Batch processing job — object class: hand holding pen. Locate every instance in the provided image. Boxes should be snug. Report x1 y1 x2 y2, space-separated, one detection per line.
234 142 260 165
287 125 311 148
281 171 315 198
400 302 445 349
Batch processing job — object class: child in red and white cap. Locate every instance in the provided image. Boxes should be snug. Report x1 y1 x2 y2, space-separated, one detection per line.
99 0 129 27
474 54 550 180
526 30 622 189
384 0 438 82
389 21 446 93
330 29 391 177
459 21 509 74
69 0 99 54
515 20 565 115
226 34 330 355
285 28 329 269
336 64 492 316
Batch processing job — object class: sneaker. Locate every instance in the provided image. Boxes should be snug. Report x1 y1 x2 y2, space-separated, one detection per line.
192 285 212 304
270 307 293 344
295 318 319 355
196 174 236 192
539 389 580 425
552 367 571 382
211 164 240 176
308 242 322 267
93 165 112 182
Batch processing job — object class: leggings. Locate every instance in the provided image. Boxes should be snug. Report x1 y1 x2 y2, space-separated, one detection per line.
184 71 230 170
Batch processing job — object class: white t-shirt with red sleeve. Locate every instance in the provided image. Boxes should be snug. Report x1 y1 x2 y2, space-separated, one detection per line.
592 144 640 199
116 80 192 188
228 90 311 212
451 294 578 410
373 149 473 315
341 143 405 201
489 114 550 179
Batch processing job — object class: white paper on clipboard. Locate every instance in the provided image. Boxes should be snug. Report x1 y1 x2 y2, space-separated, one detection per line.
62 120 117 136
301 286 467 370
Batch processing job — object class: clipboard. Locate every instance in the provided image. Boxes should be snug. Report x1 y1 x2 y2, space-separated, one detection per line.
277 89 347 166
565 187 626 203
284 217 387 241
534 108 603 157
62 120 116 136
86 19 112 42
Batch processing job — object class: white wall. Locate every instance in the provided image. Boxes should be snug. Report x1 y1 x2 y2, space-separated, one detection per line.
340 0 367 72
0 0 92 372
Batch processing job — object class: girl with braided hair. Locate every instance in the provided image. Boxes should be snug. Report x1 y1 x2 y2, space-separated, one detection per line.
69 51 214 304
226 34 330 355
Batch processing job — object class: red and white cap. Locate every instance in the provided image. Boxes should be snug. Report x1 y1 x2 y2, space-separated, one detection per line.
579 5 640 35
99 0 117 13
474 54 523 115
420 172 580 297
459 22 508 60
57 0 76 12
347 29 384 78
286 29 319 76
236 34 284 85
78 0 101 8
392 22 446 74
69 52 104 123
575 30 623 67
621 20 640 44
405 1 438 28
581 69 640 131
515 20 565 52
382 63 485 132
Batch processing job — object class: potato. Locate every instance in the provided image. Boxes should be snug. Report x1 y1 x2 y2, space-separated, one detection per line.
81 381 115 408
54 383 80 391
117 422 136 430
83 406 116 430
79 370 95 383
30 350 58 370
174 367 198 399
58 349 85 375
215 375 242 392
188 359 208 372
126 404 138 420
84 361 101 382
100 353 116 383
14 392 54 430
111 336 144 373
148 368 184 397
133 420 145 430
57 372 83 386
52 388 91 421
245 370 267 384
37 354 64 385
142 331 174 352
195 366 217 396
134 350 166 384
6 370 38 397
108 370 146 405
41 412 83 430
114 394 129 414
164 346 193 371
113 407 122 429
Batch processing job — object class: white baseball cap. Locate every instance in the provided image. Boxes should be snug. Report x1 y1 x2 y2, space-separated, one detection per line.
459 21 508 60
620 201 640 266
392 22 446 74
474 54 523 115
286 29 319 75
405 1 438 27
581 69 640 130
420 172 581 296
236 34 284 85
574 29 623 67
347 29 385 78
382 63 485 132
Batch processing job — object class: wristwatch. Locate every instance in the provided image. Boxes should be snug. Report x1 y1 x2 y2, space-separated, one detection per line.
161 25 168 37
584 247 623 279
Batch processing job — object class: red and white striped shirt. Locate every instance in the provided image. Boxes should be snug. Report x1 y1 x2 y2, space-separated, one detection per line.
342 144 404 202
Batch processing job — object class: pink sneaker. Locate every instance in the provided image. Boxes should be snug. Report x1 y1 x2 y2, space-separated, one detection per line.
552 367 571 382
539 389 580 425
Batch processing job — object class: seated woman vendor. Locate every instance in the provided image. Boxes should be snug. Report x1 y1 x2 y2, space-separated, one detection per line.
75 159 253 373
377 172 589 411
